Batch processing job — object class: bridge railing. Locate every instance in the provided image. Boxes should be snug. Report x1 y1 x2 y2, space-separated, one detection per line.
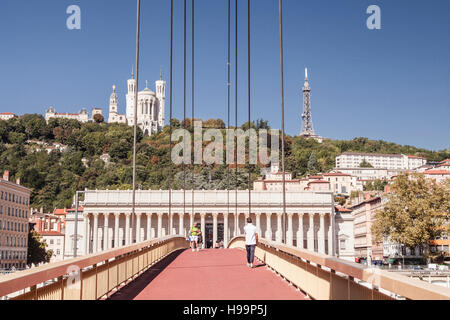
0 236 189 300
228 237 450 300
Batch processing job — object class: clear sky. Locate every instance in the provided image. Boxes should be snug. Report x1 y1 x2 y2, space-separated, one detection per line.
0 0 449 150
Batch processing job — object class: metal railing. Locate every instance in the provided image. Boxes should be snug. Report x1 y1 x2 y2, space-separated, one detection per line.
0 236 189 300
228 237 450 300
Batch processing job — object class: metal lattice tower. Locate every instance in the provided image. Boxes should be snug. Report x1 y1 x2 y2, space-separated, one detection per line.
300 68 315 137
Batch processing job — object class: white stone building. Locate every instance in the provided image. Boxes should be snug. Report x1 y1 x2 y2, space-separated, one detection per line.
45 107 89 123
0 113 17 121
334 207 355 262
64 190 352 259
107 85 127 124
336 153 426 171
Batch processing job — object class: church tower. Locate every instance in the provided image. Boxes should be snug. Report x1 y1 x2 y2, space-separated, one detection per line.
155 68 166 129
126 67 137 126
108 85 118 123
300 68 316 137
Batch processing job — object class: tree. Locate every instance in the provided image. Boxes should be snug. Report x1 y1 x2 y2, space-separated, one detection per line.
307 153 318 174
93 113 104 123
372 173 450 261
359 160 374 168
27 230 53 267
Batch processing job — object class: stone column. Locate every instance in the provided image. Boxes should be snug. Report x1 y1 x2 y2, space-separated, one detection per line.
93 213 99 253
136 213 142 243
157 213 163 238
235 213 239 236
297 213 304 249
319 213 326 254
104 213 110 250
84 213 90 255
125 213 131 246
287 213 294 246
114 213 120 248
223 213 229 248
146 213 152 240
276 213 283 243
189 213 194 229
200 213 206 249
179 213 184 236
255 213 261 236
213 213 218 246
328 212 335 256
307 213 315 251
265 213 272 240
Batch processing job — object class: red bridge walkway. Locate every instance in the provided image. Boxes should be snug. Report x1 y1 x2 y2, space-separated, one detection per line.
109 248 308 300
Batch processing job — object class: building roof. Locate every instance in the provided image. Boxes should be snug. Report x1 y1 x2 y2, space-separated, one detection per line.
424 170 450 175
37 231 64 237
339 152 403 158
323 172 351 177
308 180 330 184
407 155 426 159
0 112 15 115
335 206 352 213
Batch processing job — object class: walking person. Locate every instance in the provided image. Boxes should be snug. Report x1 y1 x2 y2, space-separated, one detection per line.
189 223 201 252
244 217 258 268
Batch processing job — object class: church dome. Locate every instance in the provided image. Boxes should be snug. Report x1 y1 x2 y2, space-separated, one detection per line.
140 87 155 96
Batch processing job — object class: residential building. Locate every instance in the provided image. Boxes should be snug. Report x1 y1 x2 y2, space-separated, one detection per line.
351 195 385 263
334 206 355 262
45 107 89 123
0 113 17 121
336 152 426 171
0 170 31 270
33 214 65 263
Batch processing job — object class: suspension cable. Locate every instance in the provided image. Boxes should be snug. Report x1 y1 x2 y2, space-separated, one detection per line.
191 0 195 227
132 0 141 244
279 0 287 244
183 0 187 223
169 0 174 235
234 0 238 236
227 0 231 224
247 0 251 220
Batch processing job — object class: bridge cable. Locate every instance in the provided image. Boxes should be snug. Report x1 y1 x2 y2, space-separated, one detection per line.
227 0 231 231
131 0 141 243
234 0 238 235
279 0 287 244
191 0 195 234
183 0 187 228
169 0 174 235
247 0 251 222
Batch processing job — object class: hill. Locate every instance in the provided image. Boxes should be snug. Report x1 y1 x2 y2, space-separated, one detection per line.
0 114 448 212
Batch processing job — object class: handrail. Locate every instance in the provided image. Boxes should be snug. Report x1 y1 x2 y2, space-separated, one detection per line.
228 236 450 300
0 235 188 298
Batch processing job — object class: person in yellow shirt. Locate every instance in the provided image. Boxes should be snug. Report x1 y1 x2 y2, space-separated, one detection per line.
189 223 202 252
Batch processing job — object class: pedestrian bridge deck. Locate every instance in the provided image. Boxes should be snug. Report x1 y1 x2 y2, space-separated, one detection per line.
109 248 307 300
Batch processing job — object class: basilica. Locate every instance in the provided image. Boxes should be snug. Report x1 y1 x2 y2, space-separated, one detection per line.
108 70 166 136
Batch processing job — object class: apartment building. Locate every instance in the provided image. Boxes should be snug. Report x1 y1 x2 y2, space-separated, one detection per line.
336 152 426 171
0 171 31 270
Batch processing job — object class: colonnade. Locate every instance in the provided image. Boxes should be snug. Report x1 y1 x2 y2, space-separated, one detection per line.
82 211 335 256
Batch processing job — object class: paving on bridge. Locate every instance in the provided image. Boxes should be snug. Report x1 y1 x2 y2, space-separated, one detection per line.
109 248 308 300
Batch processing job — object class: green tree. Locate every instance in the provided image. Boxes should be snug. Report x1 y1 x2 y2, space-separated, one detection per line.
307 153 318 174
27 230 53 267
372 173 450 260
359 160 374 168
93 113 105 123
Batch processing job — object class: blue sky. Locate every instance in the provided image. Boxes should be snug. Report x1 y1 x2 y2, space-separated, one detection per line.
0 0 449 150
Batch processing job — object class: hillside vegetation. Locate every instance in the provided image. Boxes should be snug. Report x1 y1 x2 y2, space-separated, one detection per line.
0 114 448 212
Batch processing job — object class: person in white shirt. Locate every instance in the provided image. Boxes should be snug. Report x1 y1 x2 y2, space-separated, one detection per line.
244 217 258 268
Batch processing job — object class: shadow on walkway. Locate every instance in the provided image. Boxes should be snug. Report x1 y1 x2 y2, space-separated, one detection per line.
108 249 185 300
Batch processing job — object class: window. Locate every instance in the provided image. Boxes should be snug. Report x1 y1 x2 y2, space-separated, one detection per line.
57 239 61 245
340 240 346 250
50 240 54 245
